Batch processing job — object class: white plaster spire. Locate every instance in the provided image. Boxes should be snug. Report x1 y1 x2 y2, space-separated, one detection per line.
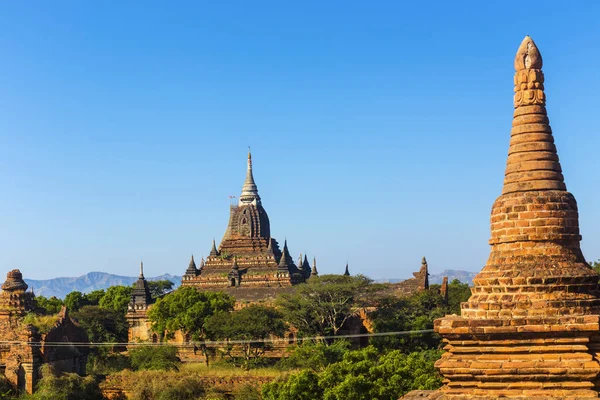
239 147 261 205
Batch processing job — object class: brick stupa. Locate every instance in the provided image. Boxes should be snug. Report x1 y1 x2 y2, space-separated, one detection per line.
406 37 600 399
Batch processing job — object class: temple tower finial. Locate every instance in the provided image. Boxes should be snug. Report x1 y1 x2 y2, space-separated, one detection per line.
140 261 144 278
278 240 294 272
210 239 219 257
239 148 260 204
311 257 318 277
344 263 350 276
504 35 564 194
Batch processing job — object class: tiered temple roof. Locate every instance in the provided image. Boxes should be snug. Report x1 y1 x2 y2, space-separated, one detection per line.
181 151 311 296
405 36 600 399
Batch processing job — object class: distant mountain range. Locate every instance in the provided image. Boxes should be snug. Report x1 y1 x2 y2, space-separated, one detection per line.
25 272 182 299
377 270 476 286
23 269 475 299
429 270 476 285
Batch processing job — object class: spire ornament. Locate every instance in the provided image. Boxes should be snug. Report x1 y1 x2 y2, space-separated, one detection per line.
239 149 260 204
505 35 564 194
311 257 318 277
278 240 294 272
209 239 219 257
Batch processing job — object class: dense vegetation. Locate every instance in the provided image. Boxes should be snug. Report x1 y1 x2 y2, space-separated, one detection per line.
16 275 472 399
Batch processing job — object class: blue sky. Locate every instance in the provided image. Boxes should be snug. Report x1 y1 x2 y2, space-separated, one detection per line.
0 1 599 280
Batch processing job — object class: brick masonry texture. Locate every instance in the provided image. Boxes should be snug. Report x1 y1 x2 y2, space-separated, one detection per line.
402 36 600 399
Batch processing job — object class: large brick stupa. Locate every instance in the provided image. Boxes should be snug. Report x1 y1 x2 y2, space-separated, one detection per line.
405 36 600 399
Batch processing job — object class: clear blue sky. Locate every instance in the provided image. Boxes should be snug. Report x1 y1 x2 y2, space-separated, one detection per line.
0 1 599 280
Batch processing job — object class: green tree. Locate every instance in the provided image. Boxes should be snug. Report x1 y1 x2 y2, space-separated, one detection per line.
148 287 234 366
263 369 322 400
72 305 128 344
34 296 64 315
84 289 106 306
447 279 471 315
205 305 286 369
71 305 129 372
30 364 104 400
233 384 262 400
278 340 350 372
64 291 86 313
146 279 174 299
129 345 181 371
369 290 447 352
589 260 600 274
263 348 442 400
99 285 133 314
276 274 380 337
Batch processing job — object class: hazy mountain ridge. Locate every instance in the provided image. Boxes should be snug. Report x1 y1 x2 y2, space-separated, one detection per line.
429 270 476 285
377 270 476 286
25 272 182 299
24 269 475 299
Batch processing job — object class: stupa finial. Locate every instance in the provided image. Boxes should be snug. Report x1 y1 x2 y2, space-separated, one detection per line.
515 36 542 71
504 35 564 195
239 148 260 204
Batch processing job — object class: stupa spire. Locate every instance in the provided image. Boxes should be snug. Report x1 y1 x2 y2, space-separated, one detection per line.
503 35 565 195
239 148 261 204
343 263 350 276
209 239 219 257
311 257 318 277
185 254 199 277
278 240 294 271
139 261 144 278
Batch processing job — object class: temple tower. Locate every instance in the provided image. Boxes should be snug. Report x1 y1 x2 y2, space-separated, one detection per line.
0 269 34 317
182 255 199 281
182 151 308 292
311 257 319 277
434 36 600 399
126 262 153 341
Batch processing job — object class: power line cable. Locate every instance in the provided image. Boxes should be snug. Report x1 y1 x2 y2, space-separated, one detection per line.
3 329 436 348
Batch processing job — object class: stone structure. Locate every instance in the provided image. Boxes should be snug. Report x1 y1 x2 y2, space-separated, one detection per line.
181 151 310 295
440 276 449 304
393 257 432 297
404 36 600 399
126 262 154 342
0 270 88 394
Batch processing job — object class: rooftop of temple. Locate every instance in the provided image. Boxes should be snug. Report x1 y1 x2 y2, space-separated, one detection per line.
181 150 311 294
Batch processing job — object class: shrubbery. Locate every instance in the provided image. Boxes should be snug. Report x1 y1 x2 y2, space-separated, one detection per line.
28 365 104 400
129 345 181 371
263 347 442 400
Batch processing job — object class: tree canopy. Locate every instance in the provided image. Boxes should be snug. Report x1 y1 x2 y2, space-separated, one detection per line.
146 279 174 299
35 296 64 315
205 304 286 369
129 345 181 371
369 279 471 352
263 347 442 400
148 287 235 340
99 285 133 314
276 274 380 337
